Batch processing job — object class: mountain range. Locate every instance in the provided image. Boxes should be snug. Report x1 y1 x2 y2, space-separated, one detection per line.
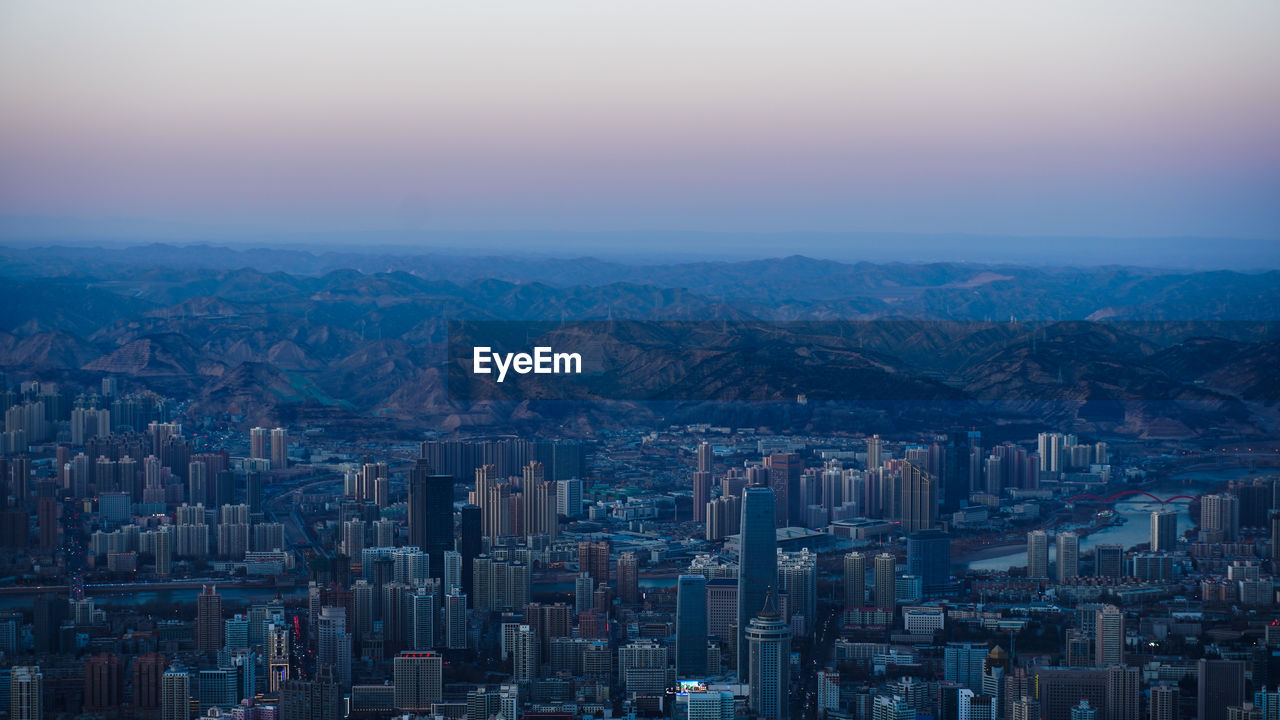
0 245 1276 439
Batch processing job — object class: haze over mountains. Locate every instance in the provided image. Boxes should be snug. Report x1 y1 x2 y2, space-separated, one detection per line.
0 243 1276 439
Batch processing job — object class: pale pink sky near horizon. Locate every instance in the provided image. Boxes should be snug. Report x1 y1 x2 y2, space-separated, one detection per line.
0 1 1277 241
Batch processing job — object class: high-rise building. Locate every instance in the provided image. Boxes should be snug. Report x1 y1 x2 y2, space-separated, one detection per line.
1199 660 1246 720
617 551 640 605
458 504 481 598
1151 509 1178 552
766 452 803 527
777 549 817 635
393 652 442 713
249 428 269 460
281 665 341 720
875 695 916 720
579 540 610 589
1149 684 1179 720
10 666 42 720
1201 494 1240 542
845 551 867 607
1094 605 1124 667
521 462 557 540
706 578 738 646
907 529 951 597
676 574 709 677
1026 531 1049 578
1094 545 1124 578
817 669 841 718
1056 532 1079 583
874 552 897 612
1271 512 1280 565
511 625 539 683
160 667 190 720
445 590 468 649
1105 666 1141 720
747 590 791 720
945 643 989 691
316 606 352 687
738 486 779 677
269 428 288 469
900 462 936 532
196 586 224 653
408 459 453 579
1010 697 1039 720
693 470 712 523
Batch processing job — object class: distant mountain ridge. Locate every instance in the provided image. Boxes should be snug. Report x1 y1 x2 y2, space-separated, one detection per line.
0 253 1275 439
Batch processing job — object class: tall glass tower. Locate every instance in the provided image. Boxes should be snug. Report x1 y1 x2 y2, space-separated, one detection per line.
737 486 778 678
675 574 708 677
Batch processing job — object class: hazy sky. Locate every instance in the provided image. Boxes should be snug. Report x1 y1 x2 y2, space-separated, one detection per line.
1 1 1278 248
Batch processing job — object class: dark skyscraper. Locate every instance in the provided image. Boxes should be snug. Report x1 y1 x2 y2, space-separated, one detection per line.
943 430 975 513
409 458 454 580
246 471 263 515
676 574 708 677
766 453 802 527
1198 659 1245 720
196 585 224 653
906 529 951 597
459 504 481 599
738 485 778 678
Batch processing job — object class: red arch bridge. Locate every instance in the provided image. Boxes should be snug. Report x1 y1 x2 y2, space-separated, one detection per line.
1063 490 1200 504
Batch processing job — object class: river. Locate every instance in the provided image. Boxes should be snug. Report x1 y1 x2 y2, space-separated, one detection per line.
958 469 1253 573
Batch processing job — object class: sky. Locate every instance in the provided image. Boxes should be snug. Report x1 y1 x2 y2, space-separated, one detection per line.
0 1 1278 259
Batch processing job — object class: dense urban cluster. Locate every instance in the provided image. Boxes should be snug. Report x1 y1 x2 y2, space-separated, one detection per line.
1 377 1278 720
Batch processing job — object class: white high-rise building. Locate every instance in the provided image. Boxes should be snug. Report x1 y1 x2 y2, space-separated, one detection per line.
10 666 42 720
1026 531 1049 579
160 667 190 720
1056 532 1079 583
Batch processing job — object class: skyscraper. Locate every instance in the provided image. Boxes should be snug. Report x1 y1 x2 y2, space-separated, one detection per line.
196 585 224 653
900 462 936 532
1026 531 1049 579
907 530 951 597
10 666 42 720
1056 532 1079 583
160 667 190 720
249 427 269 460
408 458 453 579
281 665 341 720
270 427 288 469
579 540 610 589
874 552 897 612
1149 685 1179 720
746 590 791 720
617 551 640 605
1201 493 1241 542
844 551 866 608
766 453 803 527
1151 509 1178 552
676 574 709 677
1199 660 1245 720
738 486 779 677
1105 666 1140 720
512 625 539 683
393 652 442 713
1094 605 1124 667
1094 545 1123 578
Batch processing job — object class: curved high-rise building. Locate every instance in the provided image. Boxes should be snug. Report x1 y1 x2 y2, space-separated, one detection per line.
747 590 791 720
